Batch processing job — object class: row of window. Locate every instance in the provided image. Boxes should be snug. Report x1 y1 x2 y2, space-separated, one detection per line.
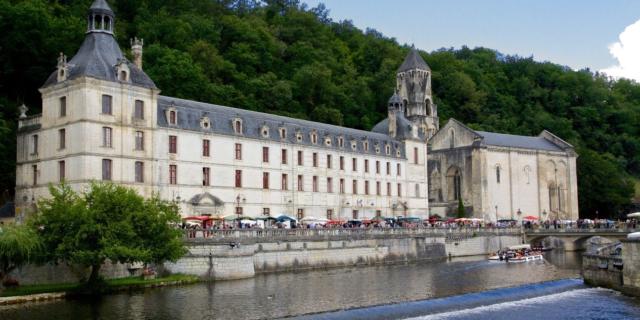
165 109 401 156
234 208 382 221
57 95 145 119
167 137 404 176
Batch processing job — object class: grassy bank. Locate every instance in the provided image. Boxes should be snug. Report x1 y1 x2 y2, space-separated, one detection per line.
0 274 199 297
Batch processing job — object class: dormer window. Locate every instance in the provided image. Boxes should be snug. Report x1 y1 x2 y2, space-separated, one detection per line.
385 144 391 155
200 116 210 130
296 131 303 142
261 125 270 138
375 146 381 154
338 136 344 148
310 131 318 144
279 127 287 139
325 136 332 146
56 53 69 82
233 118 243 134
115 59 130 82
351 140 357 151
363 141 369 152
169 110 177 125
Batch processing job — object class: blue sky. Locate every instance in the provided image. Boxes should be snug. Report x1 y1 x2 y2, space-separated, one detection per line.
302 0 640 79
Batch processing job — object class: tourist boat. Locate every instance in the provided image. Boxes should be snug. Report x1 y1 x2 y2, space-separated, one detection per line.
488 244 543 262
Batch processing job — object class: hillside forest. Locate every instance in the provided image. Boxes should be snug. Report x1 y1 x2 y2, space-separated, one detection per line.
0 0 638 218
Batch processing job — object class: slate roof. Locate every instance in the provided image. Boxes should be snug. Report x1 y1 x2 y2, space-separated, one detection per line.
42 29 156 89
371 112 425 140
397 48 430 72
89 0 113 14
157 96 405 158
475 131 564 152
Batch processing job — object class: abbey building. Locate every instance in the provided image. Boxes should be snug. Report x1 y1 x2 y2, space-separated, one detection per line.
14 0 578 222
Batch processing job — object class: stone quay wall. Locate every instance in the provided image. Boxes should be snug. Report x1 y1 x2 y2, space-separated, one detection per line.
11 228 522 284
583 239 640 297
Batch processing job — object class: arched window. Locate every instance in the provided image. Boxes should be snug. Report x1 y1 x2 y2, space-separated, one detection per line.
119 70 127 81
234 119 242 134
447 166 462 201
169 110 176 125
523 166 531 184
425 99 431 116
450 130 455 149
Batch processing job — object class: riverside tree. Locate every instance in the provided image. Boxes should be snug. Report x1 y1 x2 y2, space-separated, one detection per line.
0 224 42 290
32 183 186 287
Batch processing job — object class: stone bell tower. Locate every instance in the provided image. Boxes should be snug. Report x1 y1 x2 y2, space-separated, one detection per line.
396 48 439 139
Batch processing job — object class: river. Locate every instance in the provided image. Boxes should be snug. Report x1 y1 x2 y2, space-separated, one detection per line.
1 251 639 319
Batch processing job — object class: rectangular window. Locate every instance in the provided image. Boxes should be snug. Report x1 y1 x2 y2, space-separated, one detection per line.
102 94 112 115
169 165 177 185
263 172 269 189
32 135 38 154
313 176 318 192
282 174 288 190
59 161 65 182
397 183 402 197
386 162 391 175
325 178 332 193
32 165 37 186
327 154 332 169
376 181 381 196
235 170 242 187
202 139 210 157
365 180 370 195
281 149 288 164
169 111 176 125
102 127 112 147
326 209 333 220
236 207 243 215
263 147 269 163
352 210 359 220
134 100 144 119
297 175 304 191
235 143 242 160
135 131 144 150
59 96 66 117
364 159 369 173
352 158 357 171
376 161 380 174
340 156 344 170
297 208 304 220
297 150 303 166
397 163 401 176
414 147 419 164
352 180 358 195
203 167 210 186
135 161 144 183
263 208 271 216
59 129 66 149
169 135 177 153
102 159 112 181
387 182 392 196
312 152 318 167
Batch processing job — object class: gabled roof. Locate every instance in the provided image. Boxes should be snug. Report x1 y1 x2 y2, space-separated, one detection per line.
397 48 430 72
475 131 564 152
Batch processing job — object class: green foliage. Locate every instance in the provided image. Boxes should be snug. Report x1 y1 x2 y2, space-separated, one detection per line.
0 224 42 288
0 0 638 218
32 183 185 285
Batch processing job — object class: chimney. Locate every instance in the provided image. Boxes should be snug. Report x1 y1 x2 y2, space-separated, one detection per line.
131 37 144 69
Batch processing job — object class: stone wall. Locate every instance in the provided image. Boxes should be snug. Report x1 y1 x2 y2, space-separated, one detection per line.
445 234 522 257
622 239 640 296
10 260 139 286
582 254 624 290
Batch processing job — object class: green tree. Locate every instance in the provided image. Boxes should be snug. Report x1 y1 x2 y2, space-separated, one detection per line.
457 198 465 218
32 183 185 287
0 224 42 290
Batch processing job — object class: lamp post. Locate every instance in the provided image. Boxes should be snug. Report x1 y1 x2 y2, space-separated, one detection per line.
235 195 246 226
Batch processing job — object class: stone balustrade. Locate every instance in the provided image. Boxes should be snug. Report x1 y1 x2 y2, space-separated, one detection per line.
18 114 42 130
183 227 523 243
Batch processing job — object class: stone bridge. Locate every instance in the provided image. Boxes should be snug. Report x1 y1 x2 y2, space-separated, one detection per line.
524 228 638 251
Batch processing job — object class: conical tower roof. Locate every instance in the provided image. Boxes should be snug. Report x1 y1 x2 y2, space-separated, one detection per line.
397 48 430 72
89 0 114 15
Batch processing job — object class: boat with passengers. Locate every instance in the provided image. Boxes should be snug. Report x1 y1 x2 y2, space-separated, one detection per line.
488 244 543 262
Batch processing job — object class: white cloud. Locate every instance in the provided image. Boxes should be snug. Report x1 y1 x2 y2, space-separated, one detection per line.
601 19 640 82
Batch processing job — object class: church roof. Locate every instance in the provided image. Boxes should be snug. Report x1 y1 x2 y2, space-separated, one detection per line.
89 0 113 14
475 131 564 152
397 48 430 72
157 96 405 158
371 112 425 140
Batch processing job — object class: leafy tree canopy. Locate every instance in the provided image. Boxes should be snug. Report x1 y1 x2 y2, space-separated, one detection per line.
0 0 637 218
0 224 42 289
31 183 185 285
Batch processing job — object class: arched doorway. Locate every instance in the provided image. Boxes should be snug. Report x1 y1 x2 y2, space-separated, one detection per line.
446 166 462 202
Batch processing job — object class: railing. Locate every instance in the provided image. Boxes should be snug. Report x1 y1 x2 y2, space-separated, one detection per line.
182 227 523 242
525 227 639 234
18 114 42 130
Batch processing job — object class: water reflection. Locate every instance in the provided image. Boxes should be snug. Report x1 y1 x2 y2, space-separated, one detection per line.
0 252 583 320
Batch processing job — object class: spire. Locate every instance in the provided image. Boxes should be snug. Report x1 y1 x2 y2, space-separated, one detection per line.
87 0 115 34
397 48 430 72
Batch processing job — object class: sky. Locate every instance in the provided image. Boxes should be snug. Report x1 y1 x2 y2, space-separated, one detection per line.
302 0 640 81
